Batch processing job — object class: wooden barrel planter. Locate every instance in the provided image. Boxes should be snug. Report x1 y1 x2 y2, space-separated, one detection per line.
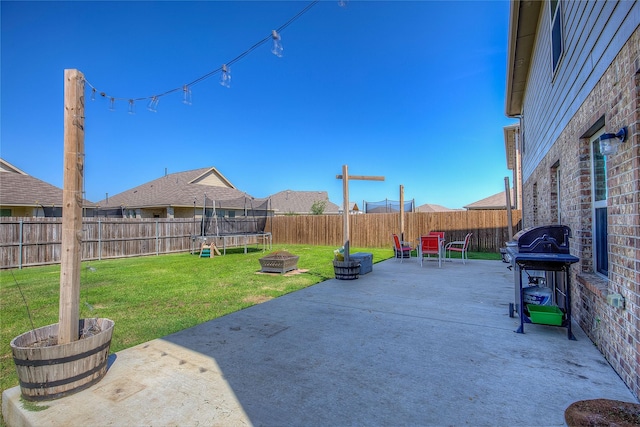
333 260 361 280
10 318 114 401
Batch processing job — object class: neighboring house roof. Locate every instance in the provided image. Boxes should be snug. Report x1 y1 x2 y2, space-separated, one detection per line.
269 190 339 215
96 167 264 209
338 201 362 213
416 204 459 213
0 158 67 207
464 189 515 210
1 158 27 175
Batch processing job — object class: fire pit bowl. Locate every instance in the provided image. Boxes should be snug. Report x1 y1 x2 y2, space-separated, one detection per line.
259 251 299 274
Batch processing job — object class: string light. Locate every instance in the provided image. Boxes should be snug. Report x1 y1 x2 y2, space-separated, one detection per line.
182 85 192 105
84 1 321 112
147 96 159 112
271 30 283 57
220 64 231 88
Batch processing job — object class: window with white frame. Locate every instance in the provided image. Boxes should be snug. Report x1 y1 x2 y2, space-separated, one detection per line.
591 130 608 276
550 0 563 73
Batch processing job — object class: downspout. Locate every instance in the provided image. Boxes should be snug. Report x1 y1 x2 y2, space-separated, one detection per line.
514 114 524 211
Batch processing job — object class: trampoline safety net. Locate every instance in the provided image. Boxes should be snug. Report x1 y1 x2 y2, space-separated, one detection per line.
364 199 415 213
202 195 269 236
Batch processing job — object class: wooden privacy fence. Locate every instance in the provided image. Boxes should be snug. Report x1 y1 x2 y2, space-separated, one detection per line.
265 210 522 252
0 217 198 269
0 210 521 269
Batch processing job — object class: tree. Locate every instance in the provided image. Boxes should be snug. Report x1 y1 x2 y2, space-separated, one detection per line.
310 200 327 215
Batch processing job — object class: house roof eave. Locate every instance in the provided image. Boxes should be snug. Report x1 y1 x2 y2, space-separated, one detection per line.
503 124 519 170
505 0 542 117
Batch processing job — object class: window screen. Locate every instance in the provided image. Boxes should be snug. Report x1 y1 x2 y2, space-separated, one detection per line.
550 0 563 72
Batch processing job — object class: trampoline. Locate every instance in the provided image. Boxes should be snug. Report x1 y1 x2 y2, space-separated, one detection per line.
191 194 272 255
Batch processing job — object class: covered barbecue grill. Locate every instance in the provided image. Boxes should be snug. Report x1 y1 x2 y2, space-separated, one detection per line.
504 224 579 340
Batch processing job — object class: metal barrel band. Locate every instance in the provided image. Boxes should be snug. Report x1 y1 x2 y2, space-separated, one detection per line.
18 357 108 390
13 339 111 366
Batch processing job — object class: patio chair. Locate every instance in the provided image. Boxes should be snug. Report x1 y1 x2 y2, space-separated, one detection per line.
392 233 413 262
428 231 445 240
445 232 473 264
428 231 446 257
418 235 442 267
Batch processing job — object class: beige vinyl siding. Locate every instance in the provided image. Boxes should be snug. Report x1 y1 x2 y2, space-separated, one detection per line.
191 173 228 187
521 0 637 181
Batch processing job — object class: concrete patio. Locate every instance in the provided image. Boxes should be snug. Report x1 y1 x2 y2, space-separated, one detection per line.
3 257 638 426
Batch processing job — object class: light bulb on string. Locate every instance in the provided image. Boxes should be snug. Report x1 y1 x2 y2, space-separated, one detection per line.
80 1 319 118
220 65 231 88
147 96 159 112
271 30 283 57
182 85 192 105
338 0 348 7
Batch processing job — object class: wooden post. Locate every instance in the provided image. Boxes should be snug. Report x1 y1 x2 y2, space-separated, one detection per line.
59 69 85 344
505 176 513 240
399 185 405 241
336 166 385 262
342 165 350 261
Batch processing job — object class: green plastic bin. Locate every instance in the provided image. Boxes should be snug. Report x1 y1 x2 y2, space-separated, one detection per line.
527 304 564 326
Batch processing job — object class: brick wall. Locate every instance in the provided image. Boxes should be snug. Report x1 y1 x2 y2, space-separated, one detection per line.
522 28 639 399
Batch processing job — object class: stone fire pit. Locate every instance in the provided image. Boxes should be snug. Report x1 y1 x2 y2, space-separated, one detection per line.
259 251 299 274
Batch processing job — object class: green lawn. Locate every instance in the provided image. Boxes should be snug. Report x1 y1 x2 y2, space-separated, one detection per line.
0 244 497 400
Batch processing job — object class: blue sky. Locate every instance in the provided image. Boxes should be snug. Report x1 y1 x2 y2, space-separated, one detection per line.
1 1 516 209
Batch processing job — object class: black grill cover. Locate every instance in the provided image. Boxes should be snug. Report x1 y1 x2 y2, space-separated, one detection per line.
512 225 571 254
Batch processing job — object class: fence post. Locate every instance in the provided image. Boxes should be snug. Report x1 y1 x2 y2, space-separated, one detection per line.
19 219 24 269
98 218 102 260
156 220 159 256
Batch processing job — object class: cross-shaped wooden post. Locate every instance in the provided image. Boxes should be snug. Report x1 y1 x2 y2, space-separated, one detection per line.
399 184 405 242
336 165 384 261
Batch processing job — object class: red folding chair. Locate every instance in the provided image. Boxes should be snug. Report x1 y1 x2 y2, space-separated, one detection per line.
418 235 442 267
392 233 413 263
445 233 473 264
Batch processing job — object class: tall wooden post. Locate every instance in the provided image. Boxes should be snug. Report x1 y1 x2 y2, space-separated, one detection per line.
59 69 85 344
342 165 350 261
336 165 385 262
399 185 405 241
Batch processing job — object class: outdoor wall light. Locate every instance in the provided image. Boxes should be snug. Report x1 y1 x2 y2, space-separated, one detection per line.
599 127 627 156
